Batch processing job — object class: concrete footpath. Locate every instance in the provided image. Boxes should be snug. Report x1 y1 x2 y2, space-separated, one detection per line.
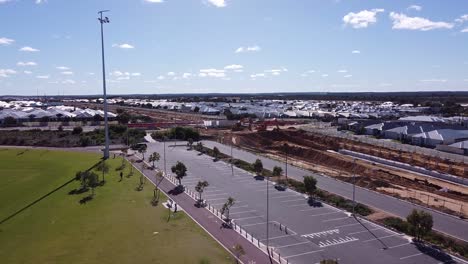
131 161 272 264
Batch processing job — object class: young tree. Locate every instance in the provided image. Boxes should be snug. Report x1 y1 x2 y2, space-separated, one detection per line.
195 180 209 203
171 161 187 186
213 146 220 160
87 172 99 196
232 244 245 264
303 176 318 197
95 161 109 183
138 144 147 161
272 166 283 177
187 138 194 150
196 142 204 153
253 159 263 176
149 152 160 168
220 197 235 221
407 209 433 241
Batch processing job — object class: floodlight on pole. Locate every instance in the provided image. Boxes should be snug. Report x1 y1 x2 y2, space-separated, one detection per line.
98 10 110 160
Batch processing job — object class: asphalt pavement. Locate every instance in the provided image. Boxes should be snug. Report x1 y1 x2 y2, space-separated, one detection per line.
201 140 468 243
144 141 467 264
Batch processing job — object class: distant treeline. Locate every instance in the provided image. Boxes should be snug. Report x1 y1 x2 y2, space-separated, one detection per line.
3 91 468 104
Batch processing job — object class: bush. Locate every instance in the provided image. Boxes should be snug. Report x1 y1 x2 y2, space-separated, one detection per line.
79 136 92 147
72 126 83 135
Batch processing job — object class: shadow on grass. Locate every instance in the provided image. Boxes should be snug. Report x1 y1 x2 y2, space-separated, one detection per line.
0 160 102 225
79 195 94 204
414 242 455 263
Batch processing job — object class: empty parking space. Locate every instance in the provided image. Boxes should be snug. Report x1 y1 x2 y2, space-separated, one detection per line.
144 142 459 264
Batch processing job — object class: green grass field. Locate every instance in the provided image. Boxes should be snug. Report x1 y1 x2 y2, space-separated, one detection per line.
0 148 232 264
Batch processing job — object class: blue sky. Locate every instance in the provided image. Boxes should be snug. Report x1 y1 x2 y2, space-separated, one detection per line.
0 0 467 95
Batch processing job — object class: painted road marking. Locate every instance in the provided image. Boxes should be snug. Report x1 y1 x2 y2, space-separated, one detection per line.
231 205 249 209
363 234 401 242
280 198 305 203
275 241 310 249
260 234 294 241
205 193 228 197
333 222 361 229
229 210 257 215
283 249 324 259
322 217 350 223
317 236 359 248
388 242 411 249
302 229 339 239
234 215 264 221
241 221 273 227
347 227 382 235
400 253 423 260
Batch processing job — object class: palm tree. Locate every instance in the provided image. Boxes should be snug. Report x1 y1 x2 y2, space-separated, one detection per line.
196 142 204 153
149 152 160 168
304 175 317 197
195 180 209 203
272 166 283 177
220 197 235 221
171 161 187 186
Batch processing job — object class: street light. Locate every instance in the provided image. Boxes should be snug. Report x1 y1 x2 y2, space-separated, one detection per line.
98 10 110 160
352 158 357 216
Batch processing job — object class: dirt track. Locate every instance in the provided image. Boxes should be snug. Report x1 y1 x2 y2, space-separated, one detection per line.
208 129 468 217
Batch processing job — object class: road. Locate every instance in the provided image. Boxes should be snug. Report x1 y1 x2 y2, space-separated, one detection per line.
144 141 466 264
201 140 468 242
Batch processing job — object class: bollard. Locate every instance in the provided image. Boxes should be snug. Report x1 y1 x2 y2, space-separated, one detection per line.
285 226 288 234
278 253 281 262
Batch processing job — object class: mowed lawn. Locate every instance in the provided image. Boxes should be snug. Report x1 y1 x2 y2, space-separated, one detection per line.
0 148 232 264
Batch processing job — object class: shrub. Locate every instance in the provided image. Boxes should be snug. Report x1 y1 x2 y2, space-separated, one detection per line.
72 126 83 135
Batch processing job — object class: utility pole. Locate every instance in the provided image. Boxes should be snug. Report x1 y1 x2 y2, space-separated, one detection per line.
284 143 288 180
231 132 234 177
266 173 270 256
163 137 167 176
352 158 356 216
98 10 110 160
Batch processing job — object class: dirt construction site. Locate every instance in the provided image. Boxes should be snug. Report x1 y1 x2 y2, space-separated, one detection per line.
207 128 468 218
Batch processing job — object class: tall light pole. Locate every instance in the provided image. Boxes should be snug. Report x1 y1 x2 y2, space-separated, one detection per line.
352 158 356 216
98 10 110 160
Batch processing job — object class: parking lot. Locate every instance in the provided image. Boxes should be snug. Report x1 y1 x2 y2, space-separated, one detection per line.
145 142 463 264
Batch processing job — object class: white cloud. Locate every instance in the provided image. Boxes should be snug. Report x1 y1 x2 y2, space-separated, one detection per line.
265 68 287 76
420 79 447 82
131 72 141 76
200 68 225 78
36 75 50 79
224 64 243 70
455 14 468 24
250 73 265 78
461 27 468 33
182 73 192 79
389 12 454 31
167 72 175 76
322 74 329 78
62 79 76 84
17 61 37 66
88 72 95 75
117 76 130 80
157 75 165 80
56 66 70 70
0 69 16 78
352 50 361 54
19 46 40 52
23 70 32 74
235 45 261 53
61 71 73 75
35 0 47 4
307 70 316 73
205 0 226 8
343 9 384 29
337 69 347 73
144 0 164 3
344 74 353 78
407 5 422 11
0 0 12 4
0 37 14 45
112 43 135 49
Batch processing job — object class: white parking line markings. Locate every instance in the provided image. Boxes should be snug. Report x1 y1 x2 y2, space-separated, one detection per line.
283 249 324 259
204 193 228 197
347 227 382 235
317 236 359 248
400 253 423 260
229 210 257 215
234 215 264 221
322 217 350 223
275 241 310 249
280 198 306 203
363 234 401 242
240 220 271 227
302 229 339 239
